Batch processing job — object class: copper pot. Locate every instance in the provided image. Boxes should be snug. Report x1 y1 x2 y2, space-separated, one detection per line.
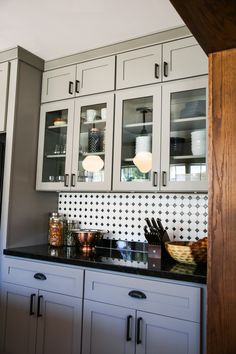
71 229 107 252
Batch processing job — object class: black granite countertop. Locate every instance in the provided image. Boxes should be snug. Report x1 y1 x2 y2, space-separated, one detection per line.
3 241 207 284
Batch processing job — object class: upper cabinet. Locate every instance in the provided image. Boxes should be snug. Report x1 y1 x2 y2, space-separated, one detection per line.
162 37 208 81
113 85 162 191
36 93 114 191
41 65 76 103
116 37 208 90
37 34 208 192
113 76 208 192
75 56 115 96
41 56 115 103
116 45 162 89
0 62 9 131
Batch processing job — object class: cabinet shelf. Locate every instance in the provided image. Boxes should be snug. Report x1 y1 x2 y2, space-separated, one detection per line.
48 124 67 129
171 117 206 131
45 154 66 158
82 119 106 125
171 155 205 160
124 122 153 135
80 151 105 156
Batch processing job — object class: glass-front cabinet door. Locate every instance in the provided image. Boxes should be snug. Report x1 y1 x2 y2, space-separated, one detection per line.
161 76 208 191
36 100 74 190
113 85 162 191
71 93 114 191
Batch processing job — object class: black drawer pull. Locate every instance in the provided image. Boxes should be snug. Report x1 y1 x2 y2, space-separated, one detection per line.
75 80 80 93
137 317 143 344
68 81 74 94
164 61 168 77
29 293 36 316
154 63 159 79
128 290 146 299
37 295 43 317
126 315 133 341
34 273 47 281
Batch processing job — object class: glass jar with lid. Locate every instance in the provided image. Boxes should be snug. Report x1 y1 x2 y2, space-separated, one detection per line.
48 212 64 247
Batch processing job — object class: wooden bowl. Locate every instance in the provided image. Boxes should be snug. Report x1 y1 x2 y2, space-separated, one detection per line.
165 237 207 265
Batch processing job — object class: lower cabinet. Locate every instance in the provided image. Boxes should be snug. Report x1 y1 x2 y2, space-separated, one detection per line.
82 300 200 354
0 283 82 354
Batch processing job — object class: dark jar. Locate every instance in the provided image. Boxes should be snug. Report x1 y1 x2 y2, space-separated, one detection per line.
88 127 101 153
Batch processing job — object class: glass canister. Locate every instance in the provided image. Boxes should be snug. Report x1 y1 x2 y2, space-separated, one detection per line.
64 219 77 247
48 212 64 247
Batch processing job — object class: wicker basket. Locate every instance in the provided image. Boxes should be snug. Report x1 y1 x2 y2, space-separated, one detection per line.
165 237 207 265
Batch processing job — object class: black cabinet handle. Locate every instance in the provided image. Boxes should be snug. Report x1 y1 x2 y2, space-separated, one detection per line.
128 290 146 299
71 173 76 187
37 295 43 317
164 61 168 77
34 273 47 281
153 171 158 187
68 81 74 94
154 63 159 79
136 317 143 344
126 315 132 341
162 171 167 187
75 80 80 93
29 293 36 316
64 174 69 187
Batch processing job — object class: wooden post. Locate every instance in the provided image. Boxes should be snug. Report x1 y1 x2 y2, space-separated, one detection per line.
208 48 236 354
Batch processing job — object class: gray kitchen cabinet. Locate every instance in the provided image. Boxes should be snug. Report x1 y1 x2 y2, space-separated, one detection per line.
136 311 200 354
162 37 208 81
71 93 114 191
0 283 37 354
35 291 82 354
41 65 76 103
36 93 114 191
76 56 115 96
0 258 84 354
113 85 162 192
36 99 75 191
114 76 208 192
116 45 162 89
0 62 9 131
41 56 115 103
83 270 202 354
0 283 82 354
161 76 208 191
82 300 136 354
116 37 207 90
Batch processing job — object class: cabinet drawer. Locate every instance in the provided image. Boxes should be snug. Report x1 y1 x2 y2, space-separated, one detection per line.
2 257 84 297
85 270 201 322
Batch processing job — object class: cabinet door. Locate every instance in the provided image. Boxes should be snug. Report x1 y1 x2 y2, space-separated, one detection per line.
41 66 76 103
0 283 37 354
161 76 208 191
71 93 114 191
82 300 135 354
76 56 115 96
0 62 9 131
136 311 200 354
36 291 82 354
113 85 162 191
36 99 75 191
116 45 162 89
163 37 208 81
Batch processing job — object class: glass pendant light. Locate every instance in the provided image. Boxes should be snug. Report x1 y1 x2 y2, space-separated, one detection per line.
82 155 104 172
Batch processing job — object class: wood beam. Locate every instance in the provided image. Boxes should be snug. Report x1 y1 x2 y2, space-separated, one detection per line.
170 0 236 54
208 48 236 354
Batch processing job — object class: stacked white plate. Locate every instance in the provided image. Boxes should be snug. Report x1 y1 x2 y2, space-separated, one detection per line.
191 130 206 156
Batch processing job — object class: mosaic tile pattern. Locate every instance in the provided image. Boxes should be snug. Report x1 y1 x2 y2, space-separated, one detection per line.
58 193 208 242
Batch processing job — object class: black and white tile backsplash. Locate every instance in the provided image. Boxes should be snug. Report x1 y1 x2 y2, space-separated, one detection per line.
58 193 208 242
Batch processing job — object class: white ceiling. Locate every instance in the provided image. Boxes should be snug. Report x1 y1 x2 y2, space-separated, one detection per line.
0 0 184 61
